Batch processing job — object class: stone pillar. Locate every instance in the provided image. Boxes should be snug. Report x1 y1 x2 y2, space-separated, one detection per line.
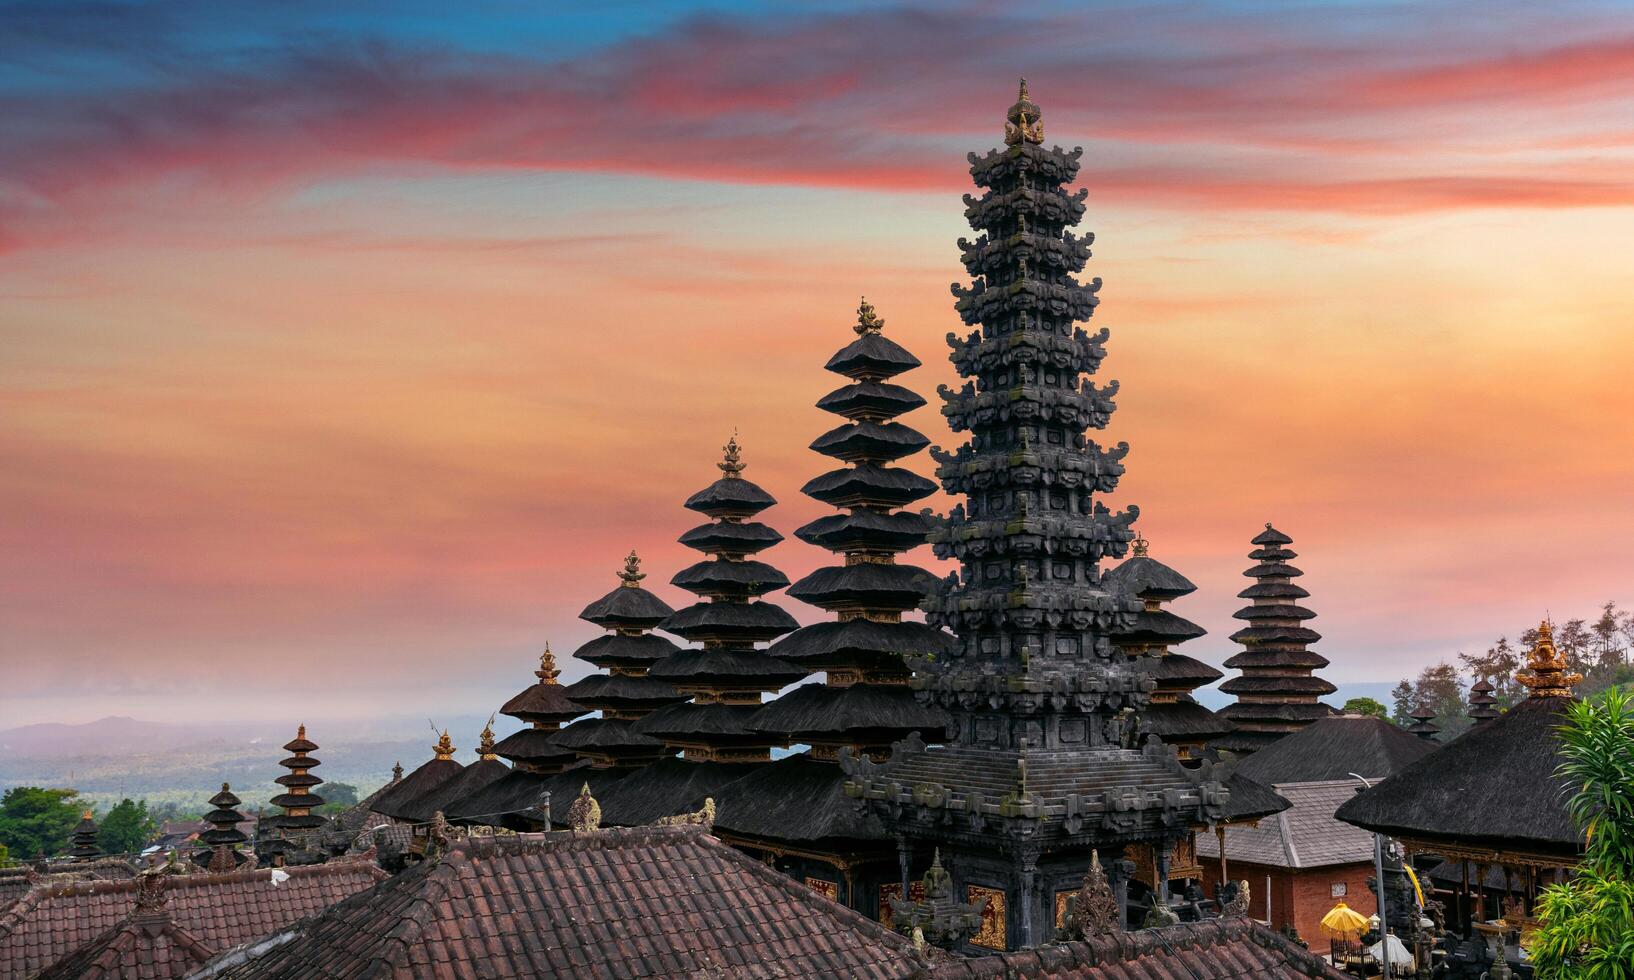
1017 848 1039 947
898 838 912 892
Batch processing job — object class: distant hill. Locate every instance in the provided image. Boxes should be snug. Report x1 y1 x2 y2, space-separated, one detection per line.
0 713 513 815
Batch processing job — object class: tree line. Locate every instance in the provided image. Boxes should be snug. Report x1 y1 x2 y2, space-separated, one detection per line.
1389 601 1634 741
0 781 361 862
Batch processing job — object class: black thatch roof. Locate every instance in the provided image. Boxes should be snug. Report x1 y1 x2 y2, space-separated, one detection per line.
824 331 921 380
793 510 934 552
369 758 464 821
1220 770 1293 824
816 380 925 420
683 477 776 518
443 769 555 828
646 647 805 686
387 759 511 824
550 718 670 755
1139 698 1234 742
632 701 763 741
768 619 958 670
1221 647 1330 669
1101 554 1197 599
658 601 800 644
560 673 687 709
571 633 682 668
785 562 939 610
1252 524 1293 546
1236 715 1439 785
801 463 937 509
1218 675 1337 697
714 754 887 845
1335 695 1584 858
1120 609 1206 644
746 683 949 742
1227 624 1323 645
809 421 929 464
498 681 583 726
596 757 761 827
670 558 789 597
1238 581 1310 600
678 519 783 557
578 583 674 629
1145 653 1224 688
490 728 579 767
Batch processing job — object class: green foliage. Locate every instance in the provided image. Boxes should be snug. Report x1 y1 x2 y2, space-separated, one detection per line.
0 786 84 858
1343 696 1390 721
316 782 360 814
97 798 156 855
1390 680 1414 726
0 842 12 868
1531 688 1634 979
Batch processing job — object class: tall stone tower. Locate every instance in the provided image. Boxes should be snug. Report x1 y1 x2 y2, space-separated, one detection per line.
845 81 1227 953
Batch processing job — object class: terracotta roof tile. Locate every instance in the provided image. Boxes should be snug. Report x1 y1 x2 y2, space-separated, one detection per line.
0 859 385 979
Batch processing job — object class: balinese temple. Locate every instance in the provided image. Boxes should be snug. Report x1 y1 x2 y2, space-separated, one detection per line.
552 553 687 779
1467 678 1499 724
368 729 464 824
844 81 1229 953
69 811 100 861
1406 705 1441 740
258 725 327 865
1100 535 1289 907
598 438 805 824
1101 535 1231 761
386 720 510 827
446 644 588 829
192 783 250 870
1213 525 1337 755
712 299 956 913
1337 620 1586 934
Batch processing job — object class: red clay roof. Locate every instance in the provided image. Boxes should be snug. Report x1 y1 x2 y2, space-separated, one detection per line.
0 859 386 979
201 825 918 979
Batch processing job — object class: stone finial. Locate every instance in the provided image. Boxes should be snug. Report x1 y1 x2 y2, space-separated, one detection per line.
392 762 404 782
718 432 745 479
1223 879 1251 917
1131 534 1149 558
133 864 170 916
923 848 952 899
535 643 560 684
855 296 885 336
618 550 645 589
208 845 236 874
478 718 497 760
433 729 455 761
1517 619 1582 698
568 783 601 833
1064 849 1121 938
1004 76 1044 146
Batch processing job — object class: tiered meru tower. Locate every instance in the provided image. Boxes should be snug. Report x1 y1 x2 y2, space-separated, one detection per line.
1214 524 1337 754
845 81 1228 953
1101 536 1231 763
637 437 804 763
552 553 687 774
260 725 327 864
712 301 955 914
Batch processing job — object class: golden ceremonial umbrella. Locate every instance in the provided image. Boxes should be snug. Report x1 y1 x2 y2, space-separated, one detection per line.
1320 901 1369 938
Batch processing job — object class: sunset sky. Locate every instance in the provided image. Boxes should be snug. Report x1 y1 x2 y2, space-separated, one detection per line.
3 1 1633 730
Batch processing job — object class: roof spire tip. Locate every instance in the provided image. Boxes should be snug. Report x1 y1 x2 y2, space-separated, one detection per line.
855 295 884 335
718 431 745 479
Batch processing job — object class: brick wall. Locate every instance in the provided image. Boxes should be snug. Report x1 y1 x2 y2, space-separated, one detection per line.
1202 859 1380 947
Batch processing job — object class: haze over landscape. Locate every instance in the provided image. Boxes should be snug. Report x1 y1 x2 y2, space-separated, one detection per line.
4 0 1633 740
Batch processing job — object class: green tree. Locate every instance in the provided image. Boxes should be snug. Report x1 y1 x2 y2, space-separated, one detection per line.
0 787 84 858
1531 688 1634 978
317 782 360 815
1343 696 1390 721
0 842 12 868
1459 636 1524 707
1415 661 1469 737
1390 680 1414 726
97 799 156 855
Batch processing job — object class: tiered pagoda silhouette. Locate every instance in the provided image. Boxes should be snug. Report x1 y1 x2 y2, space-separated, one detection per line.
711 299 955 913
842 81 1229 952
1215 524 1338 753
